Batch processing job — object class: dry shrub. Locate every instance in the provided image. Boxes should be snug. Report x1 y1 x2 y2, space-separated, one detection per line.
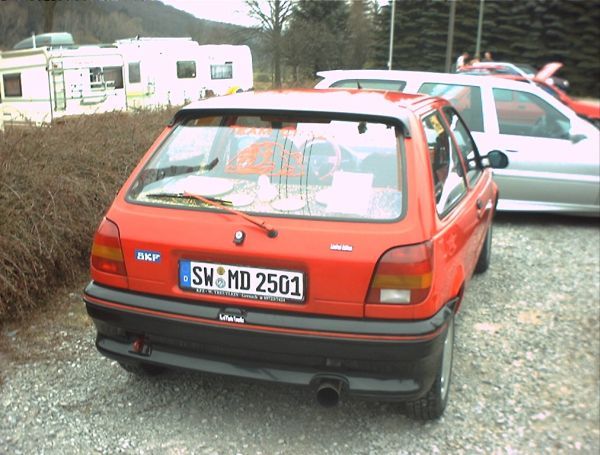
0 108 177 321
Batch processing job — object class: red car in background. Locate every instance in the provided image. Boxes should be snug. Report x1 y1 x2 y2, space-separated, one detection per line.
84 89 508 420
459 62 600 128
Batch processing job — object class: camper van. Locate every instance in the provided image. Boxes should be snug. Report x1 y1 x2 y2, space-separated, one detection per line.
0 34 255 125
197 44 253 96
116 38 254 108
116 37 208 109
0 45 127 125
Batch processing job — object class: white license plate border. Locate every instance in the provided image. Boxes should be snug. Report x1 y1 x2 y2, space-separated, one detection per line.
179 259 306 304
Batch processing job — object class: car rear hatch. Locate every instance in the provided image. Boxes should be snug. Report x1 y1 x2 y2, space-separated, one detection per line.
534 62 563 82
112 204 423 318
98 107 424 318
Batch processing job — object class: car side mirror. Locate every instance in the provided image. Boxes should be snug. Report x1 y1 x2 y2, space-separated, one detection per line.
483 150 509 169
570 133 587 144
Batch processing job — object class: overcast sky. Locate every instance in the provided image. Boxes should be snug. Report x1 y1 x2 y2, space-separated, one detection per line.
160 0 390 27
159 0 259 27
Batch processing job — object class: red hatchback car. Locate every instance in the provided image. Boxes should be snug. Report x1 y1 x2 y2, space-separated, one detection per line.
84 89 508 419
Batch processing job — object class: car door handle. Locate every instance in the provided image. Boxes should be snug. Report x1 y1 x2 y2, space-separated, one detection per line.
476 198 486 219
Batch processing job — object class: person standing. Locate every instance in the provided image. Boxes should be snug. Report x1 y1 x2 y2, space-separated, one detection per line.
456 51 470 70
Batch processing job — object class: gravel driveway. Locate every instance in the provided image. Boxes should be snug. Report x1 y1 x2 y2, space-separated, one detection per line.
1 213 599 454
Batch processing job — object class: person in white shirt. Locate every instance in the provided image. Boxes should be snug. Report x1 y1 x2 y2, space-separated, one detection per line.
456 51 470 70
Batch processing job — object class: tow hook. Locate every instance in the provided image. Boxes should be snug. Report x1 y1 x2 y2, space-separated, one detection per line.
129 335 152 356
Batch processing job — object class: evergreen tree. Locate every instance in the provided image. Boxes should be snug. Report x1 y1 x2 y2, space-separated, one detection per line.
419 0 452 72
370 1 391 68
368 0 599 96
347 0 376 69
285 0 350 77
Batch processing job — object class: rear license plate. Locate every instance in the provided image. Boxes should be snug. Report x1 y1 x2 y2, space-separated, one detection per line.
179 260 305 303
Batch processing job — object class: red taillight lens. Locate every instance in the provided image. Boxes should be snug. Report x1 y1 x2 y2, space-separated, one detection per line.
366 242 433 305
91 218 127 276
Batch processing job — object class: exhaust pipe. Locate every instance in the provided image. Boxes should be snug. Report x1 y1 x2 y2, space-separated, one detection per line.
315 379 343 408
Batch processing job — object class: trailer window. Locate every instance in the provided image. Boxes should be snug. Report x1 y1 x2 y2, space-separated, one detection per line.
128 62 141 84
104 67 123 89
211 63 233 80
177 61 197 79
3 73 22 97
90 67 123 89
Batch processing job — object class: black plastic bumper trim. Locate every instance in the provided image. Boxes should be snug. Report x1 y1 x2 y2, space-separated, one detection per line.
84 281 455 338
95 335 423 399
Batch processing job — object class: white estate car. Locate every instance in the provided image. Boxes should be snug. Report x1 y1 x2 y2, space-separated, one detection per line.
316 70 599 216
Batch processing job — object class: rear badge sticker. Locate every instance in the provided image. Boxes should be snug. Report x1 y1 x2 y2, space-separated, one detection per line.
218 310 246 324
330 243 353 252
135 250 161 263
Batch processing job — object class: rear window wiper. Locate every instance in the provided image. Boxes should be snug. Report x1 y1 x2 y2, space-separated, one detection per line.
145 192 233 207
145 191 278 238
183 192 278 238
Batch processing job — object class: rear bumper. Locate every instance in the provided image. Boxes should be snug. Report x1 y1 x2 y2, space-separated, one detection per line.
84 281 456 401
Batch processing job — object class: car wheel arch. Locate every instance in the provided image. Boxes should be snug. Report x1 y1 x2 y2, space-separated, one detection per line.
452 282 466 314
430 264 465 314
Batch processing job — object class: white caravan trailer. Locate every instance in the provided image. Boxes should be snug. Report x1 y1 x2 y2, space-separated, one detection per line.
116 37 209 109
197 44 253 96
0 45 127 125
116 38 254 108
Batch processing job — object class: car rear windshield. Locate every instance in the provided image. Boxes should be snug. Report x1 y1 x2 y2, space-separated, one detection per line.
330 79 407 92
127 114 405 221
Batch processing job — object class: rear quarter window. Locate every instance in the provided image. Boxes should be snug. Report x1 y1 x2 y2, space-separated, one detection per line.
422 111 468 215
443 107 483 186
418 83 484 133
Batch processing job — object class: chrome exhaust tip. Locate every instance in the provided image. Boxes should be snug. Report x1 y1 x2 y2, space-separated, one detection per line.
315 380 343 407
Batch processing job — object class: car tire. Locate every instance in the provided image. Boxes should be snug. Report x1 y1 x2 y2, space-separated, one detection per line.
474 224 492 274
118 361 166 376
405 314 454 420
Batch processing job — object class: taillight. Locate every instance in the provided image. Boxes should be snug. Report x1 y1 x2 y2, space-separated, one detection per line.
366 242 433 305
91 218 127 276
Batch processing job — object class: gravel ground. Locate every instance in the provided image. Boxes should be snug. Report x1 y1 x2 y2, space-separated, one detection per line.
1 213 599 454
